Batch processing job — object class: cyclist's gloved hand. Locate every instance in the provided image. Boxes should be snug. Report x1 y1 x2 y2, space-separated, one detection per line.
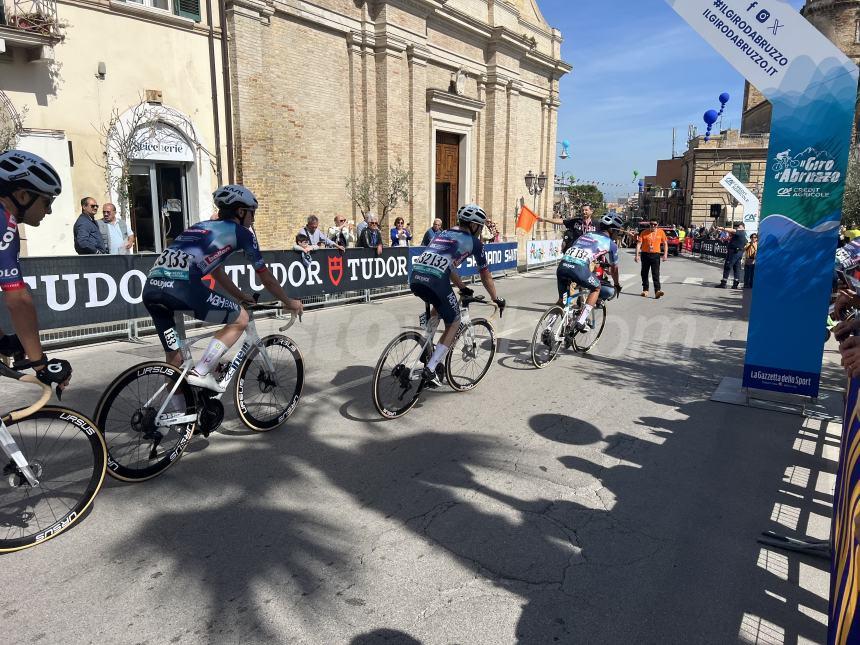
493 297 506 317
34 357 72 398
0 333 24 357
459 286 475 297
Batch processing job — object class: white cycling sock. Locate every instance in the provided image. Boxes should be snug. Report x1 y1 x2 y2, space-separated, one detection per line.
194 339 229 376
577 304 593 326
426 343 449 371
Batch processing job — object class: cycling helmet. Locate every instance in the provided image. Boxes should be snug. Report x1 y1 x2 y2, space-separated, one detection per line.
0 149 62 198
213 184 258 211
599 212 624 231
457 203 487 226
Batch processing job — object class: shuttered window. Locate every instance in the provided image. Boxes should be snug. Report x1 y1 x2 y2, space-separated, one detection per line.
174 0 200 22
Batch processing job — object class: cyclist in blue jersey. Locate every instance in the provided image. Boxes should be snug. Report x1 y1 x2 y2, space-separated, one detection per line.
556 212 623 332
142 184 303 391
410 203 506 388
0 150 71 392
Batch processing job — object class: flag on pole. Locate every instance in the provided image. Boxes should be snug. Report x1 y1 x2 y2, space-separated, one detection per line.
516 204 538 234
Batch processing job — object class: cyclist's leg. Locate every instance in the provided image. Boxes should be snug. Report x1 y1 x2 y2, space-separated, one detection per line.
186 282 248 378
142 281 188 367
571 266 601 328
411 282 458 371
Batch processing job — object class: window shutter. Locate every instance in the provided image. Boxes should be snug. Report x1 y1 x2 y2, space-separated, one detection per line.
174 0 200 22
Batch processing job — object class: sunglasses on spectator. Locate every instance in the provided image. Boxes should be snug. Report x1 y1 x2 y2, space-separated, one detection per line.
337 219 346 223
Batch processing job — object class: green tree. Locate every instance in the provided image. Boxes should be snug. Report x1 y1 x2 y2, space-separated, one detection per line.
567 184 606 218
843 150 860 228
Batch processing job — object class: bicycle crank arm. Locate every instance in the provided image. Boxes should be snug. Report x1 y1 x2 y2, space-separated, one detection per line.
0 421 39 486
156 412 198 426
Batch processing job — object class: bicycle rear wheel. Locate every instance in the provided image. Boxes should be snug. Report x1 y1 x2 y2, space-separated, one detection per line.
372 331 427 419
445 319 496 391
531 306 565 368
234 335 304 431
94 362 196 482
573 303 607 353
0 407 106 553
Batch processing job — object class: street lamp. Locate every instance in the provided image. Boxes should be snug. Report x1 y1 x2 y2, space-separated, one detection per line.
524 170 547 212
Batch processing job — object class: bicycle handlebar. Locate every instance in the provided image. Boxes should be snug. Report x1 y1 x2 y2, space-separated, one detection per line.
1 369 52 422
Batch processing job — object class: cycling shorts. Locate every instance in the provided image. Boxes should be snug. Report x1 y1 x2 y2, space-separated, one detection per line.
142 278 242 351
556 262 614 301
409 275 460 325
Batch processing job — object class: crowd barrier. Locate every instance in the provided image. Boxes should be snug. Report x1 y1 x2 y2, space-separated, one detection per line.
526 239 563 269
691 238 729 259
830 379 860 644
0 243 518 345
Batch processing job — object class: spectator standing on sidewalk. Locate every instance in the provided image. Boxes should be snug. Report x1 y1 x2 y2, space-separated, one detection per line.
73 196 106 254
98 203 135 255
743 233 758 288
635 220 668 299
422 218 443 246
717 223 747 289
358 214 384 256
356 212 372 239
536 204 595 253
298 215 345 251
390 217 413 247
328 215 354 248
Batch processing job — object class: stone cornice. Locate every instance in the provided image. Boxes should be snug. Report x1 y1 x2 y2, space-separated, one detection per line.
228 0 275 23
427 88 486 115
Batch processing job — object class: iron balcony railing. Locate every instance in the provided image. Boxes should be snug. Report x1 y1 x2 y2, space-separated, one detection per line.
1 0 61 39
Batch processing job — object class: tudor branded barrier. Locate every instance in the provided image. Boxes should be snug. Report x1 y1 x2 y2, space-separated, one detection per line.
691 239 728 259
0 248 411 331
408 242 518 277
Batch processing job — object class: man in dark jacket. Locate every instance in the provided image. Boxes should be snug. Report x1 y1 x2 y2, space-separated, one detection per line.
717 223 747 289
421 218 443 246
73 196 106 254
537 204 596 253
357 214 384 256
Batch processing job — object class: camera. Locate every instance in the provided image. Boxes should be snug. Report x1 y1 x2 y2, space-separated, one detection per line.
755 8 770 23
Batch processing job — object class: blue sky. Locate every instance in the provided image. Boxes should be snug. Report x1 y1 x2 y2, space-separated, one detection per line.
537 0 805 200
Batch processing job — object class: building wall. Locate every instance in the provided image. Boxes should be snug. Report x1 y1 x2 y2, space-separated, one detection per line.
226 0 570 247
1 0 228 256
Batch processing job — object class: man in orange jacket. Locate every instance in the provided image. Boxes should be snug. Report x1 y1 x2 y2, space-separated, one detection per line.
635 220 668 298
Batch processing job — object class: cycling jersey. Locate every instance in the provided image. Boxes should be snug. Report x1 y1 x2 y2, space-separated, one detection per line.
560 232 619 269
0 204 25 292
149 220 265 282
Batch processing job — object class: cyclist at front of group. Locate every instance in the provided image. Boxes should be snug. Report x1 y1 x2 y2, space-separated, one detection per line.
410 203 505 388
556 212 623 332
142 184 303 392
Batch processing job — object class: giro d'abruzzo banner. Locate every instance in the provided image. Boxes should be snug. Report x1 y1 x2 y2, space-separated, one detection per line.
668 0 859 397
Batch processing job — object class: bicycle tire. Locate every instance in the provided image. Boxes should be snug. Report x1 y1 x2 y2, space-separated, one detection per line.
372 331 427 419
531 306 565 368
573 303 607 353
0 407 107 553
234 334 304 432
445 319 496 391
94 362 196 482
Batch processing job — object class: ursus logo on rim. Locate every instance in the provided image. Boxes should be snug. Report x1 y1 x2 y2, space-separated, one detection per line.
328 255 344 286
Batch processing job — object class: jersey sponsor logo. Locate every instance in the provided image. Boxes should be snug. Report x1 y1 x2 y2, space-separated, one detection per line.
206 291 239 311
148 278 175 289
203 245 233 267
328 255 343 286
0 267 20 278
0 224 16 251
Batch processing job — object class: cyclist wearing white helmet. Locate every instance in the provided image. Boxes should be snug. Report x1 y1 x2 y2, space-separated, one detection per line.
410 203 506 388
0 149 72 392
142 184 303 391
556 212 623 332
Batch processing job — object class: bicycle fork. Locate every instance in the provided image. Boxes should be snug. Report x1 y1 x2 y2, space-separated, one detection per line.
0 418 39 487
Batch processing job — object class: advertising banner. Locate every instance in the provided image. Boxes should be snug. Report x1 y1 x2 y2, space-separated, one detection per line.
692 239 728 258
831 379 860 645
667 0 859 396
719 172 760 234
0 248 410 331
408 242 519 278
526 240 563 266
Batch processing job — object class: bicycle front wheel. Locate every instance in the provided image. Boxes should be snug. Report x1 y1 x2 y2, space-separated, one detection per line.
531 306 565 368
573 303 607 353
372 331 427 419
95 362 196 482
234 335 304 431
0 407 107 553
445 319 496 391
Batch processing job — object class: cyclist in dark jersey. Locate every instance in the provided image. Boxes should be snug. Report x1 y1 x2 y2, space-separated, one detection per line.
142 184 303 391
0 150 71 392
410 203 505 388
556 212 623 332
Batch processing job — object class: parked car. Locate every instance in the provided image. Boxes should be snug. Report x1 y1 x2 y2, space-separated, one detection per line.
661 227 681 256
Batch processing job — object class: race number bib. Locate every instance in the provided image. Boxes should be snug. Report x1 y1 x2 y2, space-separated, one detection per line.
413 251 451 275
151 249 194 280
564 247 592 264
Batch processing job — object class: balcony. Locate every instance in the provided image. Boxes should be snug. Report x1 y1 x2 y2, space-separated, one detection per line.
0 0 62 61
646 188 685 200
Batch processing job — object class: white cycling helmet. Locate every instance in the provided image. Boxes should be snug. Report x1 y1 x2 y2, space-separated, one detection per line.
213 184 258 210
457 203 487 226
0 149 62 198
599 212 624 231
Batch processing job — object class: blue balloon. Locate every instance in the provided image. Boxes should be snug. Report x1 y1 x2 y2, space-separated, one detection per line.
638 179 644 187
703 109 719 125
671 181 677 189
562 139 570 149
719 92 730 104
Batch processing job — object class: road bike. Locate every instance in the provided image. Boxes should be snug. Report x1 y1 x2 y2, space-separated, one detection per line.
94 301 303 482
0 362 107 552
372 294 503 419
530 282 616 368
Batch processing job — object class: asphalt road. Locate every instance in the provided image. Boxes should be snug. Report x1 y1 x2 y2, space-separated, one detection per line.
0 249 839 644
